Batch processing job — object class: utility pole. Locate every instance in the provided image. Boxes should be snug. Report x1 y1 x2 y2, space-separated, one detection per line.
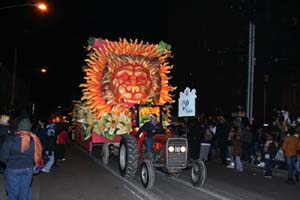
10 47 17 106
2 2 48 106
246 2 255 125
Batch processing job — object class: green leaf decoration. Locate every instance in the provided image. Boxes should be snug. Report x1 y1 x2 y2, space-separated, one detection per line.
158 41 172 54
104 130 115 140
119 121 125 126
87 37 95 45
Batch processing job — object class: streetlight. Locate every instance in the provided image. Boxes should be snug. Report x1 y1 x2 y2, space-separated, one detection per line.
2 2 49 106
0 2 48 12
40 67 47 74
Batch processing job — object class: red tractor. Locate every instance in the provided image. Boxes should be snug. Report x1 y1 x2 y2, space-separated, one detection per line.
118 104 206 189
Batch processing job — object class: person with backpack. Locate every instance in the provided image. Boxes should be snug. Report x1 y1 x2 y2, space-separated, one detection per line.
199 124 214 161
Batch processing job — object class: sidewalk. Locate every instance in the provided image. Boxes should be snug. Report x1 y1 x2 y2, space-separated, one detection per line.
211 157 287 178
242 161 287 178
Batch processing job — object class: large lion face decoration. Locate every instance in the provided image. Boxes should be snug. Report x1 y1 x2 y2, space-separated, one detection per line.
80 38 176 119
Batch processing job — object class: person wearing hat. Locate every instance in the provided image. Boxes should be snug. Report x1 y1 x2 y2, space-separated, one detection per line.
137 113 165 158
0 117 42 200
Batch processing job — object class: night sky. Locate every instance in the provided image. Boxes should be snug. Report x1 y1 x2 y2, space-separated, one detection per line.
1 0 300 120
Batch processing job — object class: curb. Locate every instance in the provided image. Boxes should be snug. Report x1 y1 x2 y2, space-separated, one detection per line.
242 162 287 178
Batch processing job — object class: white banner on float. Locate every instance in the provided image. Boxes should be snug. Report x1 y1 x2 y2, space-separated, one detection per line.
178 87 197 117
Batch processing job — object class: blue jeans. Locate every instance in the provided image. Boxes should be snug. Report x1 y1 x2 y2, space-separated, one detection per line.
5 167 33 200
235 156 243 171
227 145 234 163
264 158 273 176
43 151 55 172
145 137 153 154
286 155 297 179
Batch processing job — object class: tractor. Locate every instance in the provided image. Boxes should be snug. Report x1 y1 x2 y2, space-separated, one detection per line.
118 104 206 189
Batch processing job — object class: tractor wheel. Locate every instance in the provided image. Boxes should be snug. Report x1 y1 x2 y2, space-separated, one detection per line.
118 135 139 179
140 159 155 189
101 143 109 165
191 159 206 187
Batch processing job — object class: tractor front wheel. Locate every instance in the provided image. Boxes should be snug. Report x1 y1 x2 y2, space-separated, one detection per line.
140 159 155 189
191 159 206 187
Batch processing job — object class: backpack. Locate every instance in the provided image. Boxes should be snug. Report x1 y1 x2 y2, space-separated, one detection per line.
204 129 213 141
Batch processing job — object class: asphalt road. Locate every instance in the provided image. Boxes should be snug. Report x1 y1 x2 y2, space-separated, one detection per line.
91 145 300 200
1 143 299 200
0 144 158 200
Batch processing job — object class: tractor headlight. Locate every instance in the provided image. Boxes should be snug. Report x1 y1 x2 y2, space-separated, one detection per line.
180 146 187 153
168 146 175 152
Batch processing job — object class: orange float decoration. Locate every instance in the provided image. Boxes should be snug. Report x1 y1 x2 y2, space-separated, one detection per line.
72 37 176 158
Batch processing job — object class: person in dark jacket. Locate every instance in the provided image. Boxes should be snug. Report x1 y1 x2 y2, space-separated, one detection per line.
42 129 57 173
36 120 48 148
263 134 276 178
0 115 11 146
137 113 165 156
187 117 203 160
0 115 11 174
216 116 230 165
0 117 42 200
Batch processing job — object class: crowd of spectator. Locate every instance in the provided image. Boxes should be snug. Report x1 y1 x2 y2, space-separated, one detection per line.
169 106 300 184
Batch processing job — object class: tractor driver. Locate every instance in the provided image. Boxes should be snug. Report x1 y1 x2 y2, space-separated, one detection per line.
137 113 165 157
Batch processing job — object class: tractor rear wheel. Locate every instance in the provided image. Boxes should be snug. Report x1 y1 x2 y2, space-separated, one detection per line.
118 135 139 179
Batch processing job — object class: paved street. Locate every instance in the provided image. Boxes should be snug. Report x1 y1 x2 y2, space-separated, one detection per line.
1 143 300 200
0 144 156 200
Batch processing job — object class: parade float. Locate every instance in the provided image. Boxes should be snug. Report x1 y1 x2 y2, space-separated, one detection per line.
72 37 176 163
72 37 206 189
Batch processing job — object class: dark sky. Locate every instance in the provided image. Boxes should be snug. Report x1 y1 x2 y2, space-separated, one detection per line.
1 0 300 119
0 0 168 115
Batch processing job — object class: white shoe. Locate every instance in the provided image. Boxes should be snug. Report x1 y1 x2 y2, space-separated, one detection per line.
226 164 234 168
257 162 265 167
42 168 49 173
226 162 235 168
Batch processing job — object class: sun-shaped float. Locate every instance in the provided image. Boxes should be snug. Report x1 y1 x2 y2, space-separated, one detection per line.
79 37 176 120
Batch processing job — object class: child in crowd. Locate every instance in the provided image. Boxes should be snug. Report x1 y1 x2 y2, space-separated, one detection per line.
263 134 276 178
232 133 243 172
226 127 236 168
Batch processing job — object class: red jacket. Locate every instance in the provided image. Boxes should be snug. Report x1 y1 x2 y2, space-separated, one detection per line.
57 131 68 144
